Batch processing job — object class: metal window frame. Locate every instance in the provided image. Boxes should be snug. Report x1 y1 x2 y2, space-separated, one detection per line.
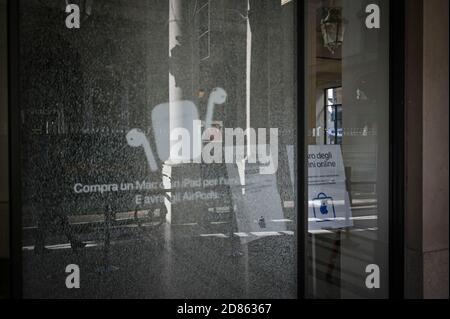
8 0 21 300
196 0 210 61
388 0 406 300
323 86 343 146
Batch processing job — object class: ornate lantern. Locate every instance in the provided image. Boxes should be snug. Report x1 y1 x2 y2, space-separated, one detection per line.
320 8 347 54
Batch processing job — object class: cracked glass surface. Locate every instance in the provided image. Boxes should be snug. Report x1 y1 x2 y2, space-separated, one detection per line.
19 0 297 298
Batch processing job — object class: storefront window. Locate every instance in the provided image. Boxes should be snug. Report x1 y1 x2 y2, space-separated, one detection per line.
15 0 393 299
306 0 390 298
18 0 297 298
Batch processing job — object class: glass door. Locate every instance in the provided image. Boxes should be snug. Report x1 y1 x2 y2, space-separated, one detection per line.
305 0 391 298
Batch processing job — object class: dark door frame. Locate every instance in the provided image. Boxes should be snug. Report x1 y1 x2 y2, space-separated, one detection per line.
389 0 406 299
8 0 21 300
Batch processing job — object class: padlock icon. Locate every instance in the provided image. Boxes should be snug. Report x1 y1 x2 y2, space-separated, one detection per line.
312 192 336 221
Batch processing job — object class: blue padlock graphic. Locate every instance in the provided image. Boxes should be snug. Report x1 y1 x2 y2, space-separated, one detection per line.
312 192 336 221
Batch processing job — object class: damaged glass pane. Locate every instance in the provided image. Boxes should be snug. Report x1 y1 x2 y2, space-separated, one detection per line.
19 0 297 298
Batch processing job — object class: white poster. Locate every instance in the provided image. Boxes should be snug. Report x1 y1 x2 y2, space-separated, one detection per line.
308 145 353 231
226 155 287 239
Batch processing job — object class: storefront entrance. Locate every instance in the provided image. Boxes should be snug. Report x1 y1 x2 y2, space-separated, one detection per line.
9 0 405 299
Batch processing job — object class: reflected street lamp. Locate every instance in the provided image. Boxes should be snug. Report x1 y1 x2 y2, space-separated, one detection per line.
320 7 347 54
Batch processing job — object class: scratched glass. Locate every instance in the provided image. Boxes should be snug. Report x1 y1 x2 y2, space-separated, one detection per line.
19 0 297 298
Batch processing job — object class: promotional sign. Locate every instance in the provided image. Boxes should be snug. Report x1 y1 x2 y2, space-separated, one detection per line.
308 145 353 231
226 150 287 240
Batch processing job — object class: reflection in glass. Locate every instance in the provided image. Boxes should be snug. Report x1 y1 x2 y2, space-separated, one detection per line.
306 0 390 299
19 0 297 299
